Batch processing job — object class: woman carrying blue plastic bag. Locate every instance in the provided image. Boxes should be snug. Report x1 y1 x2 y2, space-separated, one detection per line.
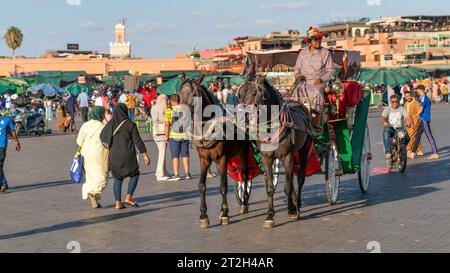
76 107 109 209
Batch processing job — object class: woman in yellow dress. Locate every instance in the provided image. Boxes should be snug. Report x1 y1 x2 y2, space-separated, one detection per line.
76 106 109 209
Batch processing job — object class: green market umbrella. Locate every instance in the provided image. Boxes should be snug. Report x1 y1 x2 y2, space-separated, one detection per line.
64 83 93 96
160 71 202 79
394 67 428 81
358 68 410 86
3 77 30 87
0 85 17 95
0 79 27 95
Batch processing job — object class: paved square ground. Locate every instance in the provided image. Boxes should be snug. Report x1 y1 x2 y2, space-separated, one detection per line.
0 104 449 253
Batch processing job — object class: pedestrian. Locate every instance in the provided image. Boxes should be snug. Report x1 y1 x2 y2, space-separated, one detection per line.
93 91 103 107
142 89 153 118
102 92 109 109
65 94 77 132
221 85 230 105
5 95 12 112
100 103 151 209
119 91 128 104
0 111 21 193
432 80 440 103
151 94 170 182
165 95 191 181
76 106 109 209
387 86 396 106
45 99 54 121
77 88 90 123
57 101 67 133
224 84 238 107
126 91 139 122
441 80 449 104
411 85 439 160
404 91 424 158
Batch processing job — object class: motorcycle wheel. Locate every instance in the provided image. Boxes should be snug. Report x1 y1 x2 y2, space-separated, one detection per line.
398 144 407 173
35 122 45 136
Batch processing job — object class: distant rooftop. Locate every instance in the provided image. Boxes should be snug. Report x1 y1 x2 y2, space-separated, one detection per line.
319 18 370 27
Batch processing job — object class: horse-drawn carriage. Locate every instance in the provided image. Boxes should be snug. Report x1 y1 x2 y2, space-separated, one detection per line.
177 47 372 229
233 48 372 206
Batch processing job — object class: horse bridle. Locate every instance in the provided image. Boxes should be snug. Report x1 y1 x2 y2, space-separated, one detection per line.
237 78 266 107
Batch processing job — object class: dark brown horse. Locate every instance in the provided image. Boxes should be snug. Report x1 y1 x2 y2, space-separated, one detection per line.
238 76 313 228
178 77 251 228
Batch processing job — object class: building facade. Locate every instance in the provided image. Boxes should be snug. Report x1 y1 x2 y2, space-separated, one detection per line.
322 16 450 67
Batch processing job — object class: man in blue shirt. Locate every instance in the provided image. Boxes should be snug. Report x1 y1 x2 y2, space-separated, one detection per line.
77 89 90 123
411 85 439 160
0 111 21 192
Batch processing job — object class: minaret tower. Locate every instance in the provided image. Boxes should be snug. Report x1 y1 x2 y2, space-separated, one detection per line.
110 18 131 58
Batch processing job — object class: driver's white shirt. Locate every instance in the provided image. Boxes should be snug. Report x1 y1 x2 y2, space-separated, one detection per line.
382 106 409 129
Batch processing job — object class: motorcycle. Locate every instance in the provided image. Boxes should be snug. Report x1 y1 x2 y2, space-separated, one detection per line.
387 127 408 173
14 107 46 136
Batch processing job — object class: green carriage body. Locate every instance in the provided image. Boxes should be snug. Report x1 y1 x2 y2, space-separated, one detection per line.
316 93 371 174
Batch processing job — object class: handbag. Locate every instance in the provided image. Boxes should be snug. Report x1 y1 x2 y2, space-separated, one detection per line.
101 120 128 168
70 147 85 184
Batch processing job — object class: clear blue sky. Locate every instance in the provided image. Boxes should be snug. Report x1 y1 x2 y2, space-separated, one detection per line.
1 0 449 58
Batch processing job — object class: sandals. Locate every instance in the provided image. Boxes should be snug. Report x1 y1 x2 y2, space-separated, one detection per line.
88 194 102 209
115 203 126 210
124 200 139 208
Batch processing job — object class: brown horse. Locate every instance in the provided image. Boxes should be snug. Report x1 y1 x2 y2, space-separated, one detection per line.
238 76 313 228
178 77 251 228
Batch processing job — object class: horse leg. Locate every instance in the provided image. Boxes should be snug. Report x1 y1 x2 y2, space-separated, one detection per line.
199 157 211 229
240 144 250 214
262 155 276 229
296 137 311 219
282 151 298 220
216 156 230 225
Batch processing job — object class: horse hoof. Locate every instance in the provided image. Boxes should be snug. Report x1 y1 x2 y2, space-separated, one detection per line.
262 220 275 229
221 217 230 226
289 213 300 220
240 205 249 214
200 218 210 229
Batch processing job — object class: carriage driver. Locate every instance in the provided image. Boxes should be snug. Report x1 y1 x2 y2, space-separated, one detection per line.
294 27 335 132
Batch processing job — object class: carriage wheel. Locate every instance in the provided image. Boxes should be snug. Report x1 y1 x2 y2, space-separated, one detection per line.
234 180 253 206
358 125 372 193
325 142 341 205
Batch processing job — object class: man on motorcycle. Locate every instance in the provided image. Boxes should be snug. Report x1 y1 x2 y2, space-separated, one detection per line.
381 94 413 163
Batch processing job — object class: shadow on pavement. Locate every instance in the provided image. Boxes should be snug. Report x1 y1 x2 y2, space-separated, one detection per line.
0 203 189 241
2 154 447 238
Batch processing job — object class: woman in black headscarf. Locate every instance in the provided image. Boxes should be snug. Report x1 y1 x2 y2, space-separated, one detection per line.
101 103 151 209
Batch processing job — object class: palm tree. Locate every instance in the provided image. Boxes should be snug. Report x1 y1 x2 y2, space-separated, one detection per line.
3 26 23 60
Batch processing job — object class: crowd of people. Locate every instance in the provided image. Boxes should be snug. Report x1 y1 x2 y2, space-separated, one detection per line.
369 77 450 106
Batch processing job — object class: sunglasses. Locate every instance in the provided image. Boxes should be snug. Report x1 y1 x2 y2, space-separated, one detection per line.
391 101 399 103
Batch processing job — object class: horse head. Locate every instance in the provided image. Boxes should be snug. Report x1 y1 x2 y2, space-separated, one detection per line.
178 75 205 108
